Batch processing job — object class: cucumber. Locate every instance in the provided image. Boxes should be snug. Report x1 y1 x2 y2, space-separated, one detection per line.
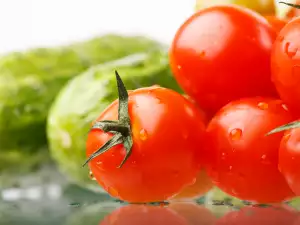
0 34 162 187
47 51 182 192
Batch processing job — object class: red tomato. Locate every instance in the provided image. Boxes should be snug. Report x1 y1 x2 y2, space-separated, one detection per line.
171 169 213 200
278 124 300 195
99 205 188 225
265 15 287 34
169 202 217 225
215 205 299 225
86 86 207 203
169 5 278 115
271 17 300 116
205 97 295 203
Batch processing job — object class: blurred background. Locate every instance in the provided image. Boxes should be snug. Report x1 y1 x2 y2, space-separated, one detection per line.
0 0 299 224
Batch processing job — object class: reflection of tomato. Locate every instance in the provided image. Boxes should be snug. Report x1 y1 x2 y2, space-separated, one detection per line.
278 126 300 195
169 202 217 225
216 205 299 225
271 17 300 116
205 97 295 203
171 169 213 200
99 205 188 225
87 85 207 203
170 5 278 115
265 15 287 34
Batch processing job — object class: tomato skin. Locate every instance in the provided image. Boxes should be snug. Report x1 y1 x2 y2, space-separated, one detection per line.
271 17 300 116
99 205 188 225
265 15 287 34
278 125 300 195
171 169 213 200
86 86 207 203
205 97 295 203
170 5 278 115
215 205 299 225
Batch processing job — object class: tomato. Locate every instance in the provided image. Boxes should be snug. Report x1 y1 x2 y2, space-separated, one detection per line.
99 205 188 225
278 125 300 195
271 17 300 116
86 74 207 203
265 15 287 33
169 5 278 115
215 205 299 225
169 202 217 225
205 97 295 203
171 169 213 200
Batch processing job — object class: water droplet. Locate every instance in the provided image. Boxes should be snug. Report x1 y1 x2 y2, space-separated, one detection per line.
261 154 266 160
139 129 148 141
260 154 271 165
132 160 137 164
282 104 288 111
285 42 298 58
221 152 226 160
89 171 96 181
108 187 119 197
229 128 242 141
292 157 295 160
96 161 103 166
177 65 182 70
229 166 233 171
257 102 269 110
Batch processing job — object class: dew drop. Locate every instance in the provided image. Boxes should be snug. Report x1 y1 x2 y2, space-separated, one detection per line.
257 102 268 110
89 171 96 181
229 128 242 141
229 166 233 171
108 187 119 197
139 129 148 141
285 42 298 58
282 104 288 111
261 154 266 160
177 65 182 70
221 152 226 160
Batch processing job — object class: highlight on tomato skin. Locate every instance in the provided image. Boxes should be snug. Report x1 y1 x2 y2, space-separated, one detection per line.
271 17 300 117
168 202 217 225
86 77 208 203
169 4 278 116
99 204 188 225
204 97 295 203
215 205 299 225
278 125 300 196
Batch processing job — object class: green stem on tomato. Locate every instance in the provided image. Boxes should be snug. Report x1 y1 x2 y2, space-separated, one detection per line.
279 1 300 9
83 71 133 168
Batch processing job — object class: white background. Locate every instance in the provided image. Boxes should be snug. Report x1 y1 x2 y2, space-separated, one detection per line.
0 0 195 54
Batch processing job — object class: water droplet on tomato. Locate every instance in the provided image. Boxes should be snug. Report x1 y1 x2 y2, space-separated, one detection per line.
282 104 288 111
221 152 226 160
257 102 268 110
177 65 182 70
108 187 119 197
229 166 233 171
89 171 96 181
229 128 242 141
285 42 298 58
261 154 266 159
139 129 148 141
199 51 206 57
260 154 271 165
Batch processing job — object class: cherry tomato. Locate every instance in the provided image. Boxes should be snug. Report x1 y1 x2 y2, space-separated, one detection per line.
271 17 300 116
170 5 278 115
86 85 207 203
169 202 217 225
171 169 213 201
216 205 299 225
265 15 287 33
278 125 300 195
99 205 188 225
205 97 295 203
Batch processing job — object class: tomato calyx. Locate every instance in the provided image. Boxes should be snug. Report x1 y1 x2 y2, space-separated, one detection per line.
267 120 300 135
83 71 133 168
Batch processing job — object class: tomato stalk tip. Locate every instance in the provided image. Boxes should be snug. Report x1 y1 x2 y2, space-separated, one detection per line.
279 1 300 9
266 120 300 136
83 71 133 168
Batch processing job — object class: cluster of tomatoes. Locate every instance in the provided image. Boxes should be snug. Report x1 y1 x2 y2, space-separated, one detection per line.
85 3 300 204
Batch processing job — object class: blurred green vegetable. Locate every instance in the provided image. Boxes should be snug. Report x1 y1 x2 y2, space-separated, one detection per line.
47 51 182 192
0 34 162 186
